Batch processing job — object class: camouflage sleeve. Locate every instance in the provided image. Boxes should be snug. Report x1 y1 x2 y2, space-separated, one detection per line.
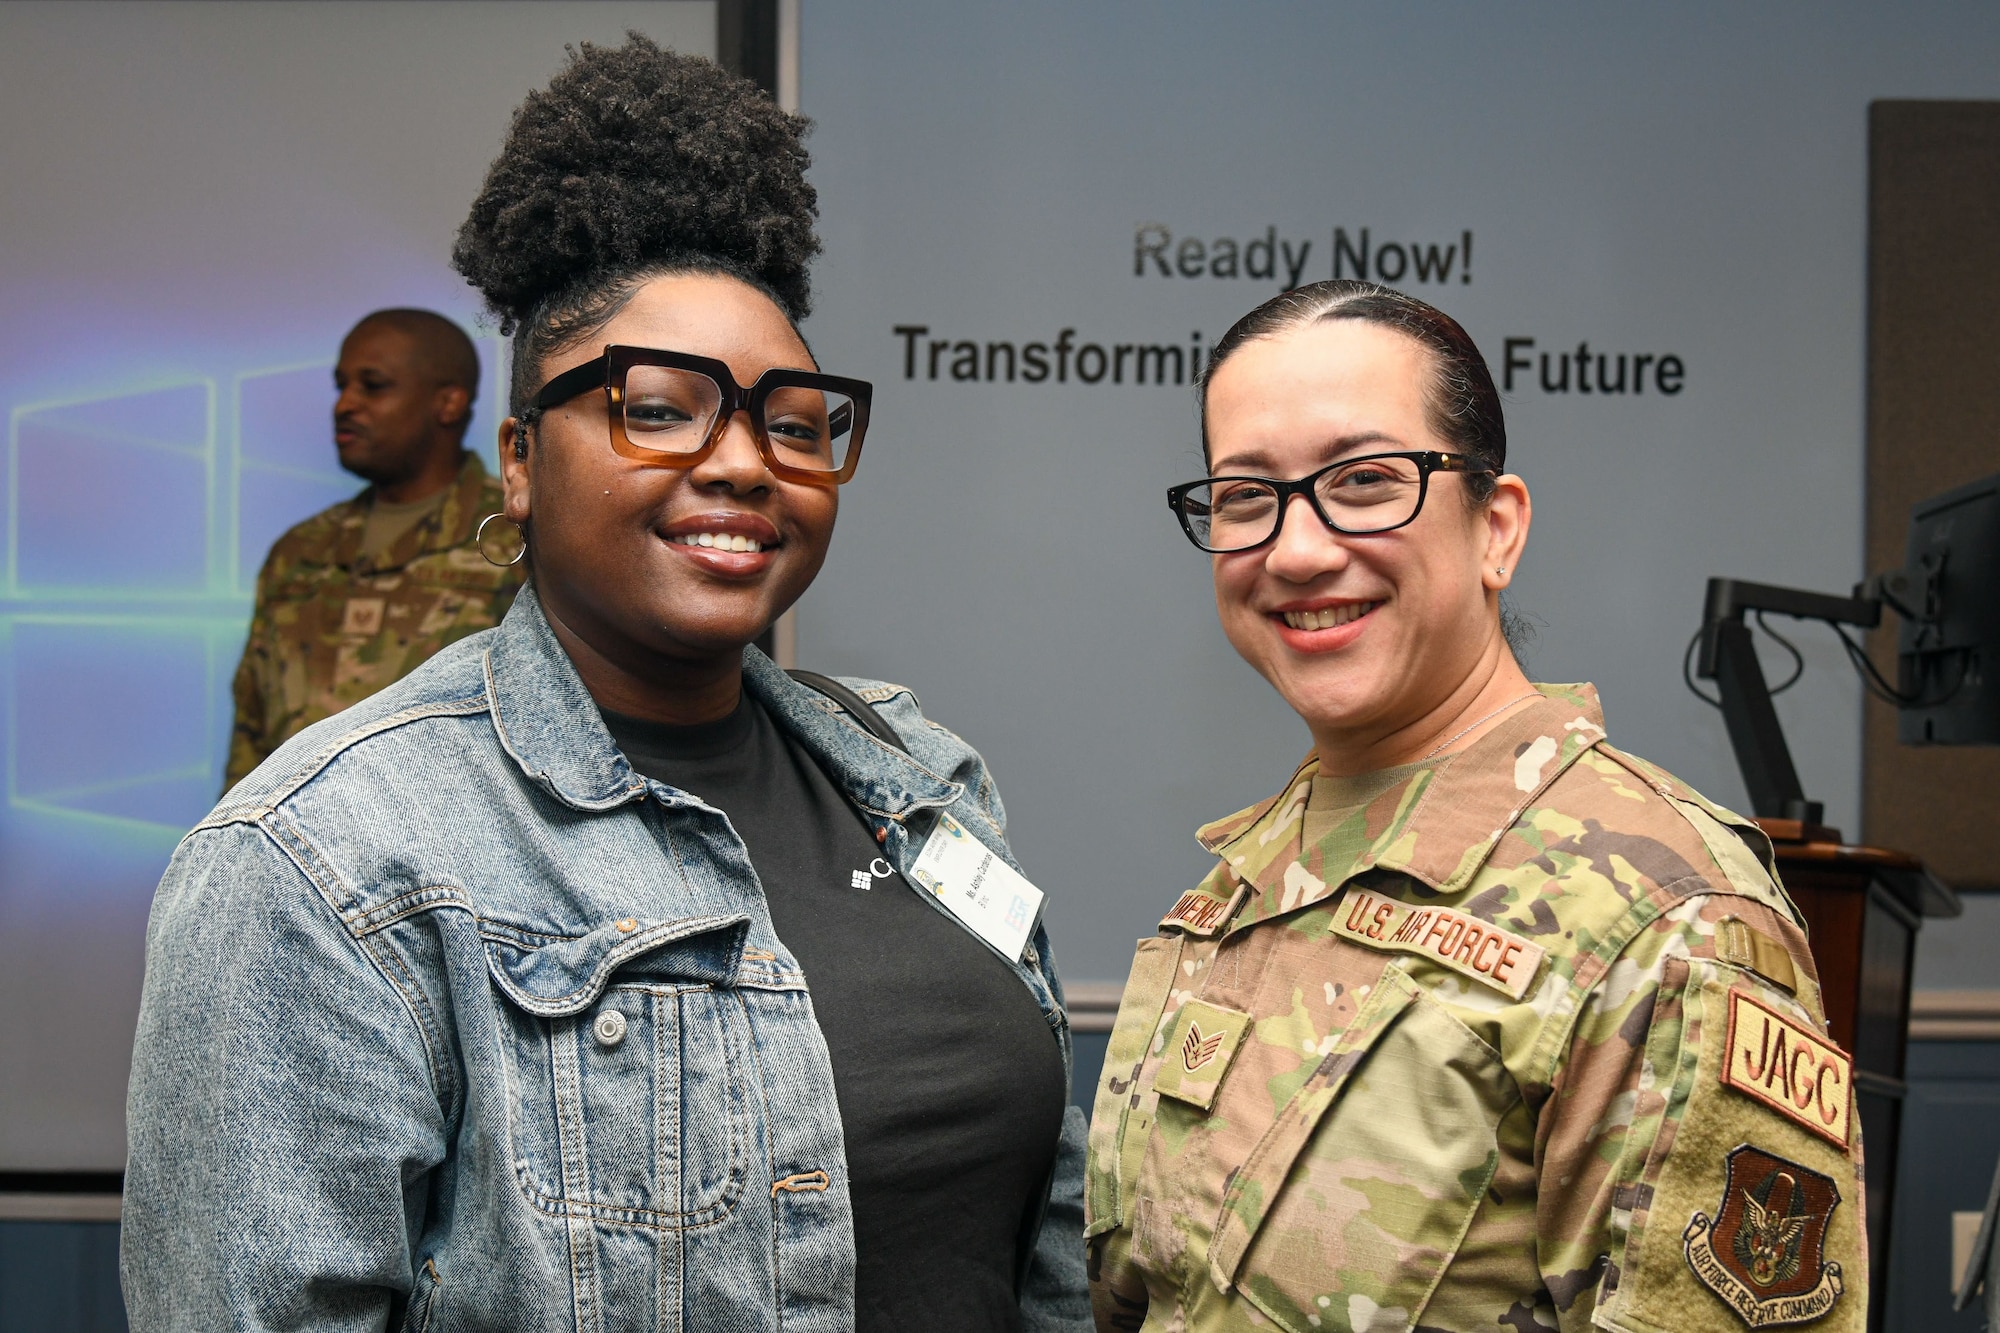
223 573 279 791
1538 891 1866 1332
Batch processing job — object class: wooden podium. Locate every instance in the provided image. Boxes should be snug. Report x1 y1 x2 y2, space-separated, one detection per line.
1758 817 1959 1330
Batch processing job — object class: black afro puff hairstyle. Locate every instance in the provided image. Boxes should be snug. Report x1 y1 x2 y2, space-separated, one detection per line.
452 33 819 412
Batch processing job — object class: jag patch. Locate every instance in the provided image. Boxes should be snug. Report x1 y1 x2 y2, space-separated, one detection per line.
1151 999 1250 1110
1330 887 1546 1000
1684 1145 1844 1327
1722 989 1853 1148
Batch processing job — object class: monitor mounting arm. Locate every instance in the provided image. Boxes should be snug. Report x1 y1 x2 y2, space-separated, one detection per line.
1694 578 1882 824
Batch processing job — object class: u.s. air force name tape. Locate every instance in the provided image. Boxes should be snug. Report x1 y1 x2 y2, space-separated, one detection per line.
1330 887 1546 1000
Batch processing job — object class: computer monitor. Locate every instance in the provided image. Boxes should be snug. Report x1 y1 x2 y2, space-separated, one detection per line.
1898 470 2000 745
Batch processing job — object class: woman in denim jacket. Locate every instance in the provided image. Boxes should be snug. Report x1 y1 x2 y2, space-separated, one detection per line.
123 38 1089 1333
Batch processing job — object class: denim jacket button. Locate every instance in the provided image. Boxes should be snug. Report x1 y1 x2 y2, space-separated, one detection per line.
592 1010 628 1047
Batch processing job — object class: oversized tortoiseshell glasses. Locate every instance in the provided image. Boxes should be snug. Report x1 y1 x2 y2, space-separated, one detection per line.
529 345 871 485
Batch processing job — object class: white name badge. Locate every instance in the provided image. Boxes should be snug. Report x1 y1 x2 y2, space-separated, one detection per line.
908 811 1046 962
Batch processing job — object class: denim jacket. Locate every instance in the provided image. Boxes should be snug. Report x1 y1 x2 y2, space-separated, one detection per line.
122 584 1090 1332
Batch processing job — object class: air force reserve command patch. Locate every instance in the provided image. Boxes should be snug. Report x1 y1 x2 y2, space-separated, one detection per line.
1685 1145 1845 1327
1330 886 1546 999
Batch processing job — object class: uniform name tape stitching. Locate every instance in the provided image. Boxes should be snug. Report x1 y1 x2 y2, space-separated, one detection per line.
1163 888 1235 935
1331 888 1544 999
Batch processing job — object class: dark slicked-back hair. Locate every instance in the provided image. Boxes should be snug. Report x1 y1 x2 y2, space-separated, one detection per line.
1198 280 1506 504
1199 281 1532 655
451 33 820 425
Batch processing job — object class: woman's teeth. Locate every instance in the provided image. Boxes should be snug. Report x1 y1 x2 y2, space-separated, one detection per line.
1282 602 1379 631
673 532 764 553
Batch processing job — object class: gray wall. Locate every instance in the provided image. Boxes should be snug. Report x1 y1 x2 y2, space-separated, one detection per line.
793 0 2000 984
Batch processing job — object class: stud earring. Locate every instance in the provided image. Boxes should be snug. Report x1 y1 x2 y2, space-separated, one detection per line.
1495 566 1508 576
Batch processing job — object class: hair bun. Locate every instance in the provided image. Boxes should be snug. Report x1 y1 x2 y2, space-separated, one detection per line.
452 33 819 328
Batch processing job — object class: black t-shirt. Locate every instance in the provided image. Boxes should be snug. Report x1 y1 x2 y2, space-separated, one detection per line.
602 694 1067 1332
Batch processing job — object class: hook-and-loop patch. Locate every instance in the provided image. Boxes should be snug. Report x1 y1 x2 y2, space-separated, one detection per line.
1152 1000 1252 1110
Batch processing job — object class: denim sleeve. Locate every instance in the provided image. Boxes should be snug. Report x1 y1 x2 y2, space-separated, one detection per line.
121 819 449 1331
1021 1103 1094 1332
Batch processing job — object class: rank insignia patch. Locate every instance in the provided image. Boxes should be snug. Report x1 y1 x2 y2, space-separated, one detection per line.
1181 1021 1225 1071
341 597 386 637
1684 1145 1844 1327
1151 999 1250 1110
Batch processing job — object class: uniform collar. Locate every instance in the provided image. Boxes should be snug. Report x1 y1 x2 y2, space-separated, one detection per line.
347 450 491 575
484 582 959 817
1193 684 1608 933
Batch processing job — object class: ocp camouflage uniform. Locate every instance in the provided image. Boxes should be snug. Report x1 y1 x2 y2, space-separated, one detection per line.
226 453 523 787
1087 684 1866 1333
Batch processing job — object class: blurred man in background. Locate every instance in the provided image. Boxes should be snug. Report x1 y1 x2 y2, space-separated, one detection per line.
225 309 523 787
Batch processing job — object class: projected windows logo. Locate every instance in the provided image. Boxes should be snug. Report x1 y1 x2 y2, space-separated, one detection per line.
2 347 502 842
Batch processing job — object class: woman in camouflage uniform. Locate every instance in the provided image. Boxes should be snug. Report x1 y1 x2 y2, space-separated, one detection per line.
1086 283 1866 1333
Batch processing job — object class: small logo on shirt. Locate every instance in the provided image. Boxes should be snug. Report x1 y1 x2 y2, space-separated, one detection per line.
850 858 895 891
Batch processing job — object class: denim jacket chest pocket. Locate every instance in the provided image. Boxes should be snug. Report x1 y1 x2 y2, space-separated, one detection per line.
483 911 758 1231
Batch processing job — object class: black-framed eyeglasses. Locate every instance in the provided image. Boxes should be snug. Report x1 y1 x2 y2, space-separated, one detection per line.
1167 451 1492 553
528 345 872 485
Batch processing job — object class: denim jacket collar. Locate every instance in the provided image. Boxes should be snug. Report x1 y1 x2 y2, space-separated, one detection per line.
486 583 962 817
739 651 964 818
483 583 643 811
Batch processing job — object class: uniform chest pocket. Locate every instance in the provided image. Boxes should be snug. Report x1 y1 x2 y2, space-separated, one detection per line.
1185 967 1519 1333
485 913 756 1232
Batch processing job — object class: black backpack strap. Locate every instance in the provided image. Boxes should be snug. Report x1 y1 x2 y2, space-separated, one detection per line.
786 669 908 753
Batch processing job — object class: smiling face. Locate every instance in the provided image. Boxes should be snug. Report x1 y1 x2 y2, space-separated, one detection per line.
500 273 836 704
1203 318 1530 765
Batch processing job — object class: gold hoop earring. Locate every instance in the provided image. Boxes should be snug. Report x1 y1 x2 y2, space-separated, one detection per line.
476 513 528 567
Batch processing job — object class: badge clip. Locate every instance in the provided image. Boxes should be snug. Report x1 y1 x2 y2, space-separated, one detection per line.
908 811 1046 962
